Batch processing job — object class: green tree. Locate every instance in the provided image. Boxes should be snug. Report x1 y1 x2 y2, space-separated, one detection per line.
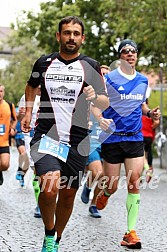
14 0 167 69
0 35 43 104
1 0 167 103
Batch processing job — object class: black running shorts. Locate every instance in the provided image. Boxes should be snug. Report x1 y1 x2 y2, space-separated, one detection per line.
30 137 88 189
0 146 10 154
15 139 25 148
101 141 144 163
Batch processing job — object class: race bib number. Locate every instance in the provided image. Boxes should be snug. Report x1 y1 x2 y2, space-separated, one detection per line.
0 124 5 135
38 135 70 162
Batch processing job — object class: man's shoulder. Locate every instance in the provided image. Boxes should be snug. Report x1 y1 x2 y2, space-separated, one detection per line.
108 68 118 77
79 54 99 67
136 71 148 81
0 100 11 114
5 100 13 107
37 52 59 62
106 68 119 82
5 100 16 120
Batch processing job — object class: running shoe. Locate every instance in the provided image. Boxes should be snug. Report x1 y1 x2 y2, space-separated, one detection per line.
146 166 153 183
0 171 3 185
42 235 59 252
34 205 41 218
19 176 24 187
16 173 20 180
81 183 91 204
96 190 109 210
16 172 24 186
89 205 101 218
121 230 141 249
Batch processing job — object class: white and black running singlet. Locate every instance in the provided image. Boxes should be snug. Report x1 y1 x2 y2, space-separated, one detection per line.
27 53 107 146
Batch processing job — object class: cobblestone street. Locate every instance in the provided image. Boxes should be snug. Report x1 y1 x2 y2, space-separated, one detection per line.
0 147 167 252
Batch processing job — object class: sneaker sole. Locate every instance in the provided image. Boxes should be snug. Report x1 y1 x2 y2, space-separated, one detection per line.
121 241 141 249
89 213 101 218
34 214 41 218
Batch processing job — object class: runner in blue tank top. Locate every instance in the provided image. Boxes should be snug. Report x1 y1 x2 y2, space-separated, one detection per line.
92 39 161 249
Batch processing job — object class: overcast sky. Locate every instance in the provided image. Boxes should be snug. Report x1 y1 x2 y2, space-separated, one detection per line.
0 0 50 27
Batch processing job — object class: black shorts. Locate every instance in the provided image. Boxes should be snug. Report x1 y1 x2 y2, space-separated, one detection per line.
143 137 153 152
101 141 144 163
15 139 25 148
30 137 88 189
0 146 10 154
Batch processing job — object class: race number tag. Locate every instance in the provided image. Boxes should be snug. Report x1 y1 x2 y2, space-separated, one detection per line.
0 124 5 135
38 135 70 162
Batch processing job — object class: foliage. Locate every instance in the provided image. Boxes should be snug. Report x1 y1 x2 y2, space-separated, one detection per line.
13 0 167 68
1 0 167 104
0 35 43 105
149 90 167 116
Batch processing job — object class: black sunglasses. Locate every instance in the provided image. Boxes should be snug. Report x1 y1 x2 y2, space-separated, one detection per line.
121 48 137 54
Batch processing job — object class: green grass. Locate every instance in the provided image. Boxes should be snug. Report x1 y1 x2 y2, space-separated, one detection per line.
149 90 167 116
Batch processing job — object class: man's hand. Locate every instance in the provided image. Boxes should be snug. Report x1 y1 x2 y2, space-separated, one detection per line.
99 118 113 131
21 113 32 133
150 106 161 120
9 128 17 137
83 85 97 101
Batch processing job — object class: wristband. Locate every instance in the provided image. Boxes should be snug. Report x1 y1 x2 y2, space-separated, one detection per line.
90 93 98 102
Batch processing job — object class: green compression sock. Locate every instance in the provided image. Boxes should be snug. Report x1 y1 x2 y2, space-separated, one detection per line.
144 163 149 171
126 193 140 233
104 188 111 197
32 176 40 203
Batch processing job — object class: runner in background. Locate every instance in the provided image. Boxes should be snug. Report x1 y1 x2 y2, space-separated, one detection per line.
81 65 111 218
17 86 41 218
0 84 17 185
15 107 29 187
80 111 103 218
100 65 111 76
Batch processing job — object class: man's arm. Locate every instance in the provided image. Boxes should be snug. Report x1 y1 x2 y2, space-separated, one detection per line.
90 104 112 131
83 85 109 110
91 94 109 111
21 84 39 133
142 103 161 121
10 104 17 136
152 119 160 130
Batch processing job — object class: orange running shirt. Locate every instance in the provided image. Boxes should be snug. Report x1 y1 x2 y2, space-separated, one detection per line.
0 100 16 147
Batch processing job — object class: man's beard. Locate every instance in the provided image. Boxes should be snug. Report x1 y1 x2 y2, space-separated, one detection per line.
60 42 81 55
